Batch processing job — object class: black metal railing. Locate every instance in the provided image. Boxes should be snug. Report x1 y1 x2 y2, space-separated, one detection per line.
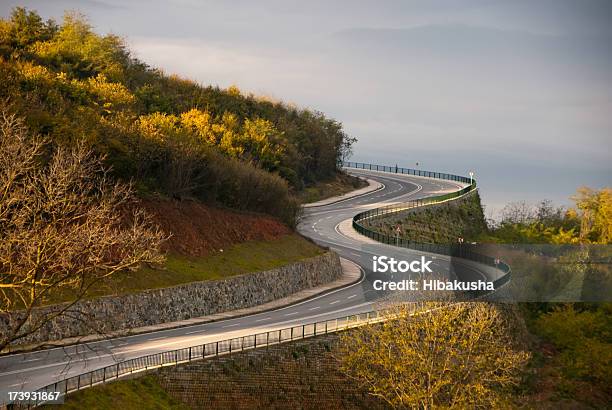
345 162 511 294
343 161 473 184
8 311 389 408
7 162 511 409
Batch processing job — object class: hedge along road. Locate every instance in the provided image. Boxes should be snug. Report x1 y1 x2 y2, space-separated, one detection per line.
0 166 489 398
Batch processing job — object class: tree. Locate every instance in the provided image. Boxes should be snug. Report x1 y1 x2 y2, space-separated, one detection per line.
336 302 530 409
573 187 612 244
0 109 166 350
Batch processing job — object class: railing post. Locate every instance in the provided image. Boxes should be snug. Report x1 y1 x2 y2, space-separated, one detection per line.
189 346 192 361
216 341 219 356
325 321 328 334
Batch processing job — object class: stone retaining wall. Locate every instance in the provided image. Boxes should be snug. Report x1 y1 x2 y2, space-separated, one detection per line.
3 252 342 346
154 334 387 409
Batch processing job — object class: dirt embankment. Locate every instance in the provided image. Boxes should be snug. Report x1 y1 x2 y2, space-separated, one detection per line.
139 199 291 258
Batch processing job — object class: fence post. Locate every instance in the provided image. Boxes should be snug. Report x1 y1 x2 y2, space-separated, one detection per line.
189 346 192 361
325 321 328 334
216 341 219 356
302 324 305 338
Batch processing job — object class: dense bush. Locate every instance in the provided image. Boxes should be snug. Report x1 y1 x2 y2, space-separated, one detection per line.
534 304 611 385
0 7 355 224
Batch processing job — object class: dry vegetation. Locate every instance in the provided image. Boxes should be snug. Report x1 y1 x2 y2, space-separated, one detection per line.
0 109 166 350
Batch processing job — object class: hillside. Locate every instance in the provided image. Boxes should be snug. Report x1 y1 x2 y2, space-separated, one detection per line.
363 191 487 243
140 199 291 257
0 7 357 225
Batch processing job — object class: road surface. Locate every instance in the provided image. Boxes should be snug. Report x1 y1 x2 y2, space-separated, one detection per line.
0 168 495 399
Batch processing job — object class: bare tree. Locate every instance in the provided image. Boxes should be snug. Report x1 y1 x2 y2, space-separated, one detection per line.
500 201 535 225
0 109 166 350
336 302 530 409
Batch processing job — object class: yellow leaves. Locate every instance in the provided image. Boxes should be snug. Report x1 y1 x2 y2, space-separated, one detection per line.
17 60 51 81
572 186 612 244
227 84 241 96
180 108 213 143
137 112 180 142
337 303 531 408
28 12 125 82
85 74 135 107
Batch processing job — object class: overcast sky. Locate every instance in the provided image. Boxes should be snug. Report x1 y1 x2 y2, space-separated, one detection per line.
2 0 611 217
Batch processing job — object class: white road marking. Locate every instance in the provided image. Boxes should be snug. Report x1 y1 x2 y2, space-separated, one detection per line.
284 312 299 316
347 294 357 299
308 306 320 311
255 317 271 322
185 330 203 335
330 300 341 305
222 323 240 328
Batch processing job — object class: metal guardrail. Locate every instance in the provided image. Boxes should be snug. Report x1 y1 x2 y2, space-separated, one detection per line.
343 161 472 184
344 162 512 295
11 310 390 408
9 161 510 408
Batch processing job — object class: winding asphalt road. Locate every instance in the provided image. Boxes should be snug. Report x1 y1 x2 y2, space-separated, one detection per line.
0 167 496 400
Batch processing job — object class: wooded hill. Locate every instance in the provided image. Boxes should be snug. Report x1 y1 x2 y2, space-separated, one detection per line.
0 8 356 225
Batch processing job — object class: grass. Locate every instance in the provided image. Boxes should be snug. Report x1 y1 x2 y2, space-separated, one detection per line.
41 375 188 410
297 173 367 204
42 234 324 306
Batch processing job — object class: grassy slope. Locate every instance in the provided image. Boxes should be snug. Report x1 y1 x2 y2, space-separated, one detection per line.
44 234 324 305
364 192 487 243
42 376 188 410
297 172 367 204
